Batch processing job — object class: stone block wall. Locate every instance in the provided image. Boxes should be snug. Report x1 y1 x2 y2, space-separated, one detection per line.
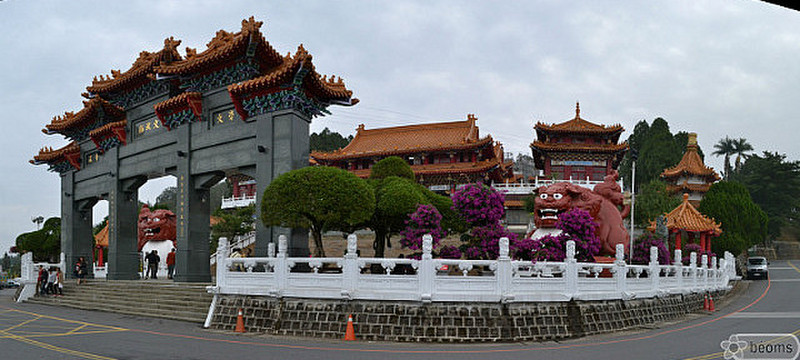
210 290 727 342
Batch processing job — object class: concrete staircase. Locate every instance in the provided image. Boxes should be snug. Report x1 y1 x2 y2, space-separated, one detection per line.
25 279 213 323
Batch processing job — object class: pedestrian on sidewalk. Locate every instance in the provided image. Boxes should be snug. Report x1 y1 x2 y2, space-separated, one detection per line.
166 248 176 279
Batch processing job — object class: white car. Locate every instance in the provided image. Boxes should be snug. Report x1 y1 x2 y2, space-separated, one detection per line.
746 257 769 280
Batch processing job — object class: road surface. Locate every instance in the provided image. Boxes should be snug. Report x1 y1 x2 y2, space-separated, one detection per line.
1 260 798 360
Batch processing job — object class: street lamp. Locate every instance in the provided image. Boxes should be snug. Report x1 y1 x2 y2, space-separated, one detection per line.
32 216 44 230
629 149 638 260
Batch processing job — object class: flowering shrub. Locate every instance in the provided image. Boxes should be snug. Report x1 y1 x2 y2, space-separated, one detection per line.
451 183 506 227
437 245 462 259
529 208 601 262
631 232 671 265
511 237 537 261
464 223 518 260
681 243 715 266
399 204 445 251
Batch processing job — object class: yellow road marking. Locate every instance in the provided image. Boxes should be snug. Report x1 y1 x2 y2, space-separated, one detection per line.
2 315 41 332
0 328 116 360
67 323 89 335
787 260 800 274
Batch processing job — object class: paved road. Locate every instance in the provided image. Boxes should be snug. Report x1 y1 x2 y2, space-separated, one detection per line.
1 260 798 360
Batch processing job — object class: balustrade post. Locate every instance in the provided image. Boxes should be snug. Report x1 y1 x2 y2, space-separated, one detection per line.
649 246 660 293
267 243 275 258
614 243 627 297
565 240 578 298
711 256 718 289
701 254 709 291
216 237 229 289
60 252 66 273
497 237 513 301
724 251 735 279
342 234 359 299
21 252 32 282
689 252 697 291
419 234 435 302
674 249 683 292
275 235 288 297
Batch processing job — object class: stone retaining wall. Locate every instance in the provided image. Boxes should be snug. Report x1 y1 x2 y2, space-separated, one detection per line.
210 290 725 342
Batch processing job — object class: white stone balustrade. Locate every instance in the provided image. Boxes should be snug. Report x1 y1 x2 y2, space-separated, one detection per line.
212 235 737 303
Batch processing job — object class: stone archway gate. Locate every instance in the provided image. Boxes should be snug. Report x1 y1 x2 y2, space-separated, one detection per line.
31 17 358 282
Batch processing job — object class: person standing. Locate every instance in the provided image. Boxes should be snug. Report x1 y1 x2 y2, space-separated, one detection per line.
54 268 64 296
46 267 57 295
38 266 49 295
144 251 153 279
148 250 160 279
75 257 88 285
36 266 45 296
166 248 176 279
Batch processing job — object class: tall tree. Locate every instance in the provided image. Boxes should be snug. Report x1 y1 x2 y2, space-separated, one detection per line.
699 181 768 255
310 127 353 152
712 137 735 180
15 217 61 262
634 180 682 227
731 151 800 238
619 118 683 192
732 138 754 173
154 186 177 212
261 166 375 257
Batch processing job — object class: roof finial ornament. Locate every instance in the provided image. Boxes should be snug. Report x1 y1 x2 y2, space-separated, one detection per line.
576 102 580 118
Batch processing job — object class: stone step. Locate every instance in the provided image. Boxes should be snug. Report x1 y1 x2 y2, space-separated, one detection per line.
25 280 213 324
26 297 206 323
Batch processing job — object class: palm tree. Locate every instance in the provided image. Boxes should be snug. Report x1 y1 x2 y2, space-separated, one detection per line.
732 138 754 173
712 137 735 180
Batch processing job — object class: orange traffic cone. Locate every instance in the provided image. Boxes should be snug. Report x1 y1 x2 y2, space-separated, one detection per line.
703 293 709 311
234 308 246 333
709 294 715 312
344 314 356 341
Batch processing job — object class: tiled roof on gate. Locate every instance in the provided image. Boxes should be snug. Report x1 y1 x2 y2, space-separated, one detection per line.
87 37 183 94
661 133 720 181
43 97 125 135
648 194 722 235
530 141 629 153
311 114 490 160
227 44 356 103
535 103 624 136
30 142 81 166
154 17 283 76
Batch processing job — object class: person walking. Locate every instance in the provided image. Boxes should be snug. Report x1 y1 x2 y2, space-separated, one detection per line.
75 257 87 285
46 267 57 296
166 248 176 280
148 250 160 279
144 251 154 279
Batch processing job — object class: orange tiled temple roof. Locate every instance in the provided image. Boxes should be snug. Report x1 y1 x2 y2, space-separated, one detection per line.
43 97 125 135
94 223 109 247
529 141 629 153
87 37 183 94
153 92 202 114
661 133 720 181
349 157 506 179
30 142 80 165
648 194 722 235
535 103 624 136
312 115 490 161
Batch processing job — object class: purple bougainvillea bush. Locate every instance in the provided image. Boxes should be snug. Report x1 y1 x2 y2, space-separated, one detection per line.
631 232 671 265
680 243 715 266
530 208 601 262
451 183 506 227
399 204 446 258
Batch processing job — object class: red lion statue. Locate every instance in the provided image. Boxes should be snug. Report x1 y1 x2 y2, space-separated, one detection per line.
137 205 177 251
533 171 630 256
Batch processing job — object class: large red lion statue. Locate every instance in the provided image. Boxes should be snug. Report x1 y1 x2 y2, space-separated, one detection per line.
533 171 630 256
137 205 177 251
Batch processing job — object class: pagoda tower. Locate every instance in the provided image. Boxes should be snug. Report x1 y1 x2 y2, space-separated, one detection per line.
661 132 720 206
530 103 628 182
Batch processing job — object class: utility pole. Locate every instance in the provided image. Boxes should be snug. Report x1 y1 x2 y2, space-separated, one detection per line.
629 149 638 259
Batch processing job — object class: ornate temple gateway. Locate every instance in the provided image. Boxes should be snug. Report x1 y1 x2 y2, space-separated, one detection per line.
661 132 720 206
311 115 514 191
530 103 628 182
30 17 357 282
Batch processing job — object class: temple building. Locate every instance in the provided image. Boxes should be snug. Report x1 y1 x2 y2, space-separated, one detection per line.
660 132 720 206
648 194 722 253
530 103 628 182
311 115 514 191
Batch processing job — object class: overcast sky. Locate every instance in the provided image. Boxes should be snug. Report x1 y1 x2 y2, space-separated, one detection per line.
1 1 798 255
